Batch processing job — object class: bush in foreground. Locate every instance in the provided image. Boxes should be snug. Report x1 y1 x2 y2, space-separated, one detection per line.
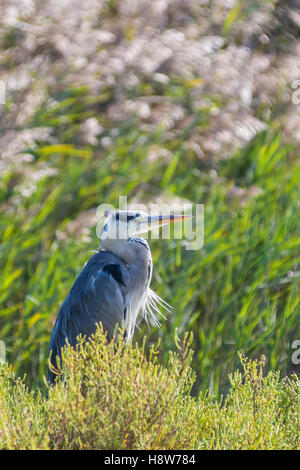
0 327 299 450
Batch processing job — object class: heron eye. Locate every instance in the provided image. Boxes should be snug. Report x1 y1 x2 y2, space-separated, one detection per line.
103 224 108 232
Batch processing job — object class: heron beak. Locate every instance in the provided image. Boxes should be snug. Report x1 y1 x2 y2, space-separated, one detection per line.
147 214 193 229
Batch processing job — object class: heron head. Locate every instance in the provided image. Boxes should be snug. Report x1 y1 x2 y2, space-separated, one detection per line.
100 210 191 244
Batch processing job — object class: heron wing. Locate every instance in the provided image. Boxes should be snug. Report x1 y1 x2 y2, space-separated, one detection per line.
48 251 127 383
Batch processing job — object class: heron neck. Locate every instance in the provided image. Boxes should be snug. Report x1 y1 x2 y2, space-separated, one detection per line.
100 237 140 265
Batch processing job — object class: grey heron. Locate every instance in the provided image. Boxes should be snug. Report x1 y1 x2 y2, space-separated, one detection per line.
47 209 189 384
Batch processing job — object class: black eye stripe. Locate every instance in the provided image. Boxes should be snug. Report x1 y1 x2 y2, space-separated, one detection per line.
115 213 136 222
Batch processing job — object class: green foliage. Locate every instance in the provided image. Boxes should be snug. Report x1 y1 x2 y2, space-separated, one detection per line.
0 329 298 450
0 0 299 398
0 100 300 394
0 0 299 450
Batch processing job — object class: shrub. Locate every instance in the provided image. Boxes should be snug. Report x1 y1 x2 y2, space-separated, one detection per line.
0 328 298 450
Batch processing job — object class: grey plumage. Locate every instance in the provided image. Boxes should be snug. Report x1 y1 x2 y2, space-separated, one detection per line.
48 251 127 384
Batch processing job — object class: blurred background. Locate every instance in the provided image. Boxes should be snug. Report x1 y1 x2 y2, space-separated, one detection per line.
0 0 300 394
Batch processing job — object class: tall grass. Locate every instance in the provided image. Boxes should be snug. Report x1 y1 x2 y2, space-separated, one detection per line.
0 1 299 395
0 82 299 394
